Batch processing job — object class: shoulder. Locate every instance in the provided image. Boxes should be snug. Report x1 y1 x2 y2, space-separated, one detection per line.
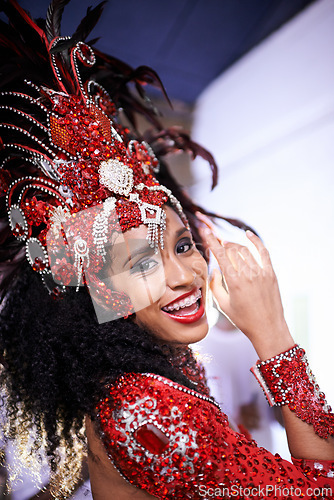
95 372 228 496
97 372 223 426
96 372 226 443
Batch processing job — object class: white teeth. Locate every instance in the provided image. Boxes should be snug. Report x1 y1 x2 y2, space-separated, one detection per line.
163 289 202 312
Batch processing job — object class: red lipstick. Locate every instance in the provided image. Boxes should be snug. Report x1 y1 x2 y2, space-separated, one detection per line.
162 295 205 324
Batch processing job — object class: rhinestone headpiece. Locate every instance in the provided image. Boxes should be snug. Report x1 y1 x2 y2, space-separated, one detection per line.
0 32 187 299
0 1 220 311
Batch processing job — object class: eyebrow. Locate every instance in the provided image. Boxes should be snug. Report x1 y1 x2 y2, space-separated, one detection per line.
176 227 190 238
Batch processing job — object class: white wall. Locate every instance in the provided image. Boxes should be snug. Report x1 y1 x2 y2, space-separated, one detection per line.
190 0 334 404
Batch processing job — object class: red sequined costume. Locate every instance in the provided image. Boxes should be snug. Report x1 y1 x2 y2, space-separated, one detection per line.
97 372 334 500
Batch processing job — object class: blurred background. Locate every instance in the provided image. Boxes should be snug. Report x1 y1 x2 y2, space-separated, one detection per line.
1 0 334 497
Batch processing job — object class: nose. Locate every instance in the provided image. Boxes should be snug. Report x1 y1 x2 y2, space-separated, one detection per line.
163 253 197 290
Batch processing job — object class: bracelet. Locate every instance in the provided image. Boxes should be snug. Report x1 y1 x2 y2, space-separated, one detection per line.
251 344 334 439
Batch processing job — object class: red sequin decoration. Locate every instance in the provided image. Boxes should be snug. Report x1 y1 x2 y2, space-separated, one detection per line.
52 258 75 286
96 373 334 499
47 94 168 229
134 423 170 454
50 99 111 155
7 88 173 294
32 257 46 272
24 196 49 227
13 223 25 237
252 346 334 439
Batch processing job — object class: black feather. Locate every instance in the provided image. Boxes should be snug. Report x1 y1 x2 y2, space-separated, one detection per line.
127 65 172 109
72 1 106 42
86 36 100 46
146 128 218 190
50 1 106 54
45 0 71 42
2 0 46 48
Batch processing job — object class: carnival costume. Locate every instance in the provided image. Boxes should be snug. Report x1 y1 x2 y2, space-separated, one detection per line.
0 1 333 499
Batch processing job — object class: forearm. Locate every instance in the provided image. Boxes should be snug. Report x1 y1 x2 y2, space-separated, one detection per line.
250 320 294 361
251 340 334 461
201 227 334 462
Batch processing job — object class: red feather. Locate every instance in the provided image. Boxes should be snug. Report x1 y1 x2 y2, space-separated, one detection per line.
8 0 48 43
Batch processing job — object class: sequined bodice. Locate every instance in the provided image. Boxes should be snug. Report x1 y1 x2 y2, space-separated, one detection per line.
96 373 334 499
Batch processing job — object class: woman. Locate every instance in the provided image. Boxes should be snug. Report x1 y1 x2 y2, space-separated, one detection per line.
0 1 333 499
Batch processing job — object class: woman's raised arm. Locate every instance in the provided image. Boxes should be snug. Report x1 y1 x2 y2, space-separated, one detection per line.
201 227 334 461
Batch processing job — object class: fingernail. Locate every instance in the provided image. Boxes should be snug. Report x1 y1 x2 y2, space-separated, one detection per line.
246 230 254 237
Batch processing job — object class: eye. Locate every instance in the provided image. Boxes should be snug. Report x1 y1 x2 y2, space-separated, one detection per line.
130 258 158 275
176 238 194 254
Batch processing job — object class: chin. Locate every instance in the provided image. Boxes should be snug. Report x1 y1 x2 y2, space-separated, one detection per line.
185 321 210 345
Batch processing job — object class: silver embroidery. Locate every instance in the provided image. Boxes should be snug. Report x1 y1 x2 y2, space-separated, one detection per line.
113 395 199 479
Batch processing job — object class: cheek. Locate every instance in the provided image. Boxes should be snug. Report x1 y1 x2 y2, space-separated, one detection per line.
191 253 208 280
133 304 161 332
110 270 166 311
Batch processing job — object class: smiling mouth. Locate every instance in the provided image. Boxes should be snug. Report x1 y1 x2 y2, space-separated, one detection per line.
161 289 204 324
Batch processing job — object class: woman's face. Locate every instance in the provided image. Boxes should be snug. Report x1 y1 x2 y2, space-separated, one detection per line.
108 206 209 344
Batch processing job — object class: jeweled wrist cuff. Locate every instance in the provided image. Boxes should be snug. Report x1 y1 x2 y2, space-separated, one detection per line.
251 344 334 439
250 345 300 407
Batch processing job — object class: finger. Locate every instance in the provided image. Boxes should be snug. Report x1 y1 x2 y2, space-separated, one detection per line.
198 226 223 251
225 245 240 271
238 245 260 271
246 230 272 268
210 268 230 312
199 228 236 277
195 211 217 233
223 242 258 275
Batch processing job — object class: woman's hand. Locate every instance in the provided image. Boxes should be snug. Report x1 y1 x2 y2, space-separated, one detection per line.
201 228 295 360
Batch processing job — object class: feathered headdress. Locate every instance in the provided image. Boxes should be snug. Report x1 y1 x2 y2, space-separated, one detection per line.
0 0 221 308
